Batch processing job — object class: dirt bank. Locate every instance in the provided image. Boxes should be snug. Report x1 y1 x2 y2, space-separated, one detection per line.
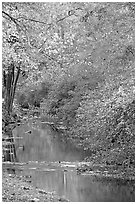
2 168 68 202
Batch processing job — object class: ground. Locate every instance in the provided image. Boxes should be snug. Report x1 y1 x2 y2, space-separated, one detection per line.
2 168 68 202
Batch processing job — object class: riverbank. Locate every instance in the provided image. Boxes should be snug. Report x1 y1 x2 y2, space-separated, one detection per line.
2 161 135 202
50 99 135 180
2 168 68 202
76 163 135 181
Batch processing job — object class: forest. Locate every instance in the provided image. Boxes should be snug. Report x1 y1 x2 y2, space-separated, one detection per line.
2 2 135 202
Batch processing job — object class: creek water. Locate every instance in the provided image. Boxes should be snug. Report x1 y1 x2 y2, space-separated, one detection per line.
4 120 135 202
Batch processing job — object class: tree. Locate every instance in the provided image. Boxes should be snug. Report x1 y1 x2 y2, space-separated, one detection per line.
2 2 78 161
2 2 135 163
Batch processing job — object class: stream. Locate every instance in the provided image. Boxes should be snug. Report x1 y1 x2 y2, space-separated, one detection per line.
3 120 135 202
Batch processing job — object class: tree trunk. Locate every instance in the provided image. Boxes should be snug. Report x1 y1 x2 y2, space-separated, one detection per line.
3 128 17 162
3 62 20 162
4 62 20 113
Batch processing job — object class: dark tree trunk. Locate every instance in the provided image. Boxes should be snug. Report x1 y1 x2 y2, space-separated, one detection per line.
3 128 17 162
2 62 21 162
4 62 20 113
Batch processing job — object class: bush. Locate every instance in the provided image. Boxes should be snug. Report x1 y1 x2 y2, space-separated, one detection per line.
46 67 104 128
69 72 135 166
17 93 29 109
47 78 79 125
16 81 52 109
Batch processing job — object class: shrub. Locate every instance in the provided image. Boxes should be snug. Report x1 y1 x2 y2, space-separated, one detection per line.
16 81 52 109
46 67 104 129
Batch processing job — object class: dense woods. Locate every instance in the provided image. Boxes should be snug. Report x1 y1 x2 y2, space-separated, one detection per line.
2 2 135 171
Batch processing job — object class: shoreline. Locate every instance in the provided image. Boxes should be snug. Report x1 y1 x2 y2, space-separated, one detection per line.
2 168 68 202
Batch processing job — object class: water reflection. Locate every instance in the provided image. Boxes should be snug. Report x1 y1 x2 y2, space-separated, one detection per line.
24 166 134 202
13 123 88 162
12 122 135 202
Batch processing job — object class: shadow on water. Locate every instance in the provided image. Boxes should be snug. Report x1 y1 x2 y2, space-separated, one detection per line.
4 121 134 202
31 169 134 202
13 122 89 162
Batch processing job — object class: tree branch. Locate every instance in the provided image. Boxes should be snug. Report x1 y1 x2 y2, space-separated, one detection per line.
17 16 48 25
2 11 20 27
11 65 21 106
43 52 63 67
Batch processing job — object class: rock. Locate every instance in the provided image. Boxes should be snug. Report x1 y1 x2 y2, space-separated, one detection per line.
30 198 39 202
25 130 32 134
38 189 47 194
25 175 31 178
8 174 14 177
26 180 31 183
22 186 30 190
59 197 68 202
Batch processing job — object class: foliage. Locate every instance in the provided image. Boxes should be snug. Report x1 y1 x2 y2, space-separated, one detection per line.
16 81 52 108
70 65 135 165
63 2 135 167
44 65 104 128
2 2 135 167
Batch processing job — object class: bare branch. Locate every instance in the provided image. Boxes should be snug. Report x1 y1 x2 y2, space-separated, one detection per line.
56 11 77 23
2 11 20 27
17 16 48 25
42 52 63 67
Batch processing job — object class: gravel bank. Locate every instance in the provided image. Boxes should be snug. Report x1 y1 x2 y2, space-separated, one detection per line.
2 169 68 202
